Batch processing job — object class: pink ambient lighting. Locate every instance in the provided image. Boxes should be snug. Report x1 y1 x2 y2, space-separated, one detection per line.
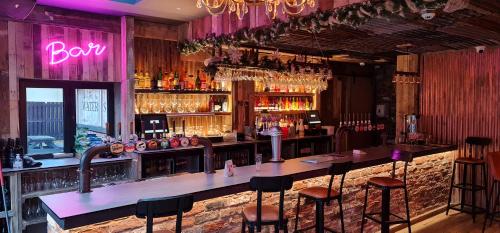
46 41 106 65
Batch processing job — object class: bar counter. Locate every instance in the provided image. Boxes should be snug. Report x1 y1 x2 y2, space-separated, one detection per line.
40 144 456 230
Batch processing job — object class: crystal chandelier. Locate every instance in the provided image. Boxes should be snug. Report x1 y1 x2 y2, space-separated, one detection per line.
196 0 316 20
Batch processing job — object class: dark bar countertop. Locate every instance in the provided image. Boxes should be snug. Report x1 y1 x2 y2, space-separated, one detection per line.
2 155 134 175
41 144 456 230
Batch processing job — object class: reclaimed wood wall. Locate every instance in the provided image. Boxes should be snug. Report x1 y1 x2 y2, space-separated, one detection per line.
9 21 121 82
0 21 9 137
134 37 204 78
419 47 500 156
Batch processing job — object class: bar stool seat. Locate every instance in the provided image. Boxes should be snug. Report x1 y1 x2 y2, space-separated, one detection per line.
361 151 412 233
455 157 484 164
243 205 284 222
299 186 340 200
368 177 404 188
241 175 293 233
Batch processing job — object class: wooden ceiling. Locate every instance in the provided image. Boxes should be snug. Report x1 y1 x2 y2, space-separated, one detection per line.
266 0 500 62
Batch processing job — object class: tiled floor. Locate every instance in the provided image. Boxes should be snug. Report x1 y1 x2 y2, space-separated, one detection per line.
396 210 500 233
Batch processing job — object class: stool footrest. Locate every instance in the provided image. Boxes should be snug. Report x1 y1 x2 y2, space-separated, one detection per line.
451 183 486 191
364 212 409 225
295 225 338 233
448 204 486 214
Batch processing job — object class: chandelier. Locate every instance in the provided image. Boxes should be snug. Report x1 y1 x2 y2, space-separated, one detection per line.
196 0 316 20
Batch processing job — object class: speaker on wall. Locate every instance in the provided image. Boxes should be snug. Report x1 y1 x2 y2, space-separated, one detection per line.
0 0 36 20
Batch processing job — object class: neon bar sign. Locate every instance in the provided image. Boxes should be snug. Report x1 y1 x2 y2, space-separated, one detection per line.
46 41 106 65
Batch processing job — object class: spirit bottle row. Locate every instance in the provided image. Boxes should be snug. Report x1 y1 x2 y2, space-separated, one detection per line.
255 96 313 112
134 69 229 92
255 81 313 93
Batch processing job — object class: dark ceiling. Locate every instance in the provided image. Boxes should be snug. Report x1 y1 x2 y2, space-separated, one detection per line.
264 0 500 62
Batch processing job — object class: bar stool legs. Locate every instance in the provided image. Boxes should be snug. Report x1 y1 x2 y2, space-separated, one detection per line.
483 180 500 232
446 161 457 215
360 185 369 233
446 162 488 222
360 184 411 233
294 196 301 232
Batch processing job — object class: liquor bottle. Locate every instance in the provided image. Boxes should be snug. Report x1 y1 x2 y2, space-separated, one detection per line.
209 96 215 112
144 72 151 89
134 70 139 89
160 120 170 149
173 71 180 90
147 122 159 150
195 70 202 91
179 120 189 147
135 121 147 152
5 138 14 168
110 122 124 156
162 72 170 90
210 77 217 91
124 122 136 153
14 138 24 156
137 70 144 89
156 67 163 90
214 96 222 112
222 96 228 112
201 72 208 91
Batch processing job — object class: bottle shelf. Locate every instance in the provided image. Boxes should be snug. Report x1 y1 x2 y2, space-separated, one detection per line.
135 89 231 95
136 112 231 117
254 92 315 97
255 110 308 115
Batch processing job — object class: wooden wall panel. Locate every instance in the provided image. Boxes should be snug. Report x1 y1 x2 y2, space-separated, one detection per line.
134 36 206 76
10 21 121 82
420 47 500 156
0 20 9 137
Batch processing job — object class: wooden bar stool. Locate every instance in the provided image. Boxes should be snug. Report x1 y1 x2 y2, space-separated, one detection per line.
361 150 412 233
136 194 194 233
446 137 491 222
242 175 293 233
483 151 500 232
294 160 353 233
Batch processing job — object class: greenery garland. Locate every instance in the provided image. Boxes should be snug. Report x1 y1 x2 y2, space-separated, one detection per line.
180 0 448 55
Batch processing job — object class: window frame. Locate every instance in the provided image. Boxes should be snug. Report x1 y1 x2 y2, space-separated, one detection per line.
19 80 115 155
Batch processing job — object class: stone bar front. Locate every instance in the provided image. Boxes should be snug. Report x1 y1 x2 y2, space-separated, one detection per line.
42 145 456 233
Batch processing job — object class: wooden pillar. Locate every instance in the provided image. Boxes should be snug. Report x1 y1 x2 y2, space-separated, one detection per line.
395 54 419 138
120 16 135 140
7 21 19 138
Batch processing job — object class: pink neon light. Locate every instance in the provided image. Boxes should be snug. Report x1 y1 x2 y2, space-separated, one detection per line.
46 41 106 65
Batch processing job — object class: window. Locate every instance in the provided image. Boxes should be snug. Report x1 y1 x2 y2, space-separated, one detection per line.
20 80 114 155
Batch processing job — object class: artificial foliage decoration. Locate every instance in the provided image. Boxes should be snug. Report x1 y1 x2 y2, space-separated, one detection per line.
180 0 449 54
